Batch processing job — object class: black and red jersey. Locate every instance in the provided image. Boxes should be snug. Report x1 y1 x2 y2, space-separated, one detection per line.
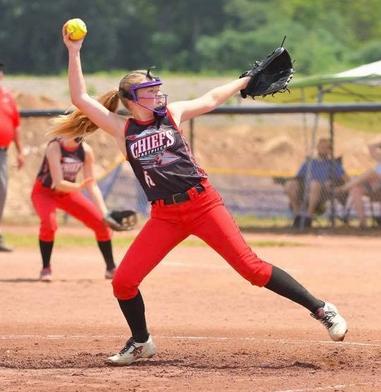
125 112 207 201
36 138 85 188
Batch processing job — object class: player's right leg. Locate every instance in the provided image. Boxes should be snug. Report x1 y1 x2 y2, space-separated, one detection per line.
31 182 58 282
107 213 189 365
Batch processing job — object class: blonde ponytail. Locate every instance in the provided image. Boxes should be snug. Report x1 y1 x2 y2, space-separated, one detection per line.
48 90 120 138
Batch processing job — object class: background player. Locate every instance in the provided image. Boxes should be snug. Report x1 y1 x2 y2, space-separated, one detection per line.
61 24 347 365
0 61 25 251
31 133 116 281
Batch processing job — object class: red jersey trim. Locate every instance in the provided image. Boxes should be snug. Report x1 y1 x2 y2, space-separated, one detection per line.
166 110 183 134
124 118 131 137
133 117 156 126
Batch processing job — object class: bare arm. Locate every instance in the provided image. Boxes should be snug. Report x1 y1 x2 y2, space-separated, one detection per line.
13 126 24 169
47 142 92 192
168 77 249 126
339 169 377 192
62 26 127 156
82 144 108 216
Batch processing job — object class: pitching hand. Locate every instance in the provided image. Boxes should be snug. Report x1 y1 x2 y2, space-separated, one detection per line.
62 24 85 50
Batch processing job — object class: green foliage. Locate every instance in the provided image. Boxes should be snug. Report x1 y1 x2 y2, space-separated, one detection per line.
0 0 380 75
348 40 381 64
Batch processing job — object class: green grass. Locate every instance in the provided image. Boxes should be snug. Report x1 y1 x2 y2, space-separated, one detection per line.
235 215 291 229
247 240 304 247
4 232 305 249
4 232 135 248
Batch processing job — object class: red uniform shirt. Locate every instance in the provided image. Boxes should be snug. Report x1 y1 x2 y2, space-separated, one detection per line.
0 88 20 147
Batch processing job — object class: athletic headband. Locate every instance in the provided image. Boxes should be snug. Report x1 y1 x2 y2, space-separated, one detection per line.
119 67 167 119
128 79 162 102
120 67 162 101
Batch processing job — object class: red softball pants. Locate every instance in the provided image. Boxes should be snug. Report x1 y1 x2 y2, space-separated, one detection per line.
112 179 273 300
31 180 111 242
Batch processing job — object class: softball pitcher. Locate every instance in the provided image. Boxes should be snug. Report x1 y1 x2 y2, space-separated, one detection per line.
31 135 116 281
61 24 348 366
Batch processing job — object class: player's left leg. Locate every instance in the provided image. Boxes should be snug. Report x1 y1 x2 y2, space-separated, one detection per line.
191 196 347 341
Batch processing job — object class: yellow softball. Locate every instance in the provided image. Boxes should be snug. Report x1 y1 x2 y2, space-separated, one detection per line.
65 18 87 41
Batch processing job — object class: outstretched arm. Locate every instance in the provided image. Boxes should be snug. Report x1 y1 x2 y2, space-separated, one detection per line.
168 77 250 126
62 26 126 152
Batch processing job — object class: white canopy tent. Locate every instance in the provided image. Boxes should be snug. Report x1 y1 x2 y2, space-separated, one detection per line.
292 60 381 90
289 60 381 149
291 60 381 102
335 60 381 81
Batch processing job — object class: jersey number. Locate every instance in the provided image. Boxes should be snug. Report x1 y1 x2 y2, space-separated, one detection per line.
144 170 156 187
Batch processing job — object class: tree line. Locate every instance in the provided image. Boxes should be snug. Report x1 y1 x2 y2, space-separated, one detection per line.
1 0 380 76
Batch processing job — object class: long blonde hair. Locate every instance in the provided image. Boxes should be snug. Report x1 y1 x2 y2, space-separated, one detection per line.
49 69 153 139
48 90 120 138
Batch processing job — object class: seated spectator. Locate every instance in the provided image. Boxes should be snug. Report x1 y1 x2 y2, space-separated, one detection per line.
335 141 381 228
285 138 348 228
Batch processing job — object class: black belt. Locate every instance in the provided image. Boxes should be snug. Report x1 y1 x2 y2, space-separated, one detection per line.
156 183 205 205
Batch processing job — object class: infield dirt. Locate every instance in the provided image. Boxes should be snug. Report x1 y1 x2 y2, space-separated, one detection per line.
1 77 380 390
0 225 380 391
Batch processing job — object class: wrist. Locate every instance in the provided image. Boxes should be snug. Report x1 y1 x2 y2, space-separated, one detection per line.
68 48 81 57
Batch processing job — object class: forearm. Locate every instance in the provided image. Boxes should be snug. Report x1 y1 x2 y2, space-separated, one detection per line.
341 170 374 191
205 77 249 108
13 127 23 153
171 76 250 123
68 49 88 106
53 180 83 193
88 185 108 216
